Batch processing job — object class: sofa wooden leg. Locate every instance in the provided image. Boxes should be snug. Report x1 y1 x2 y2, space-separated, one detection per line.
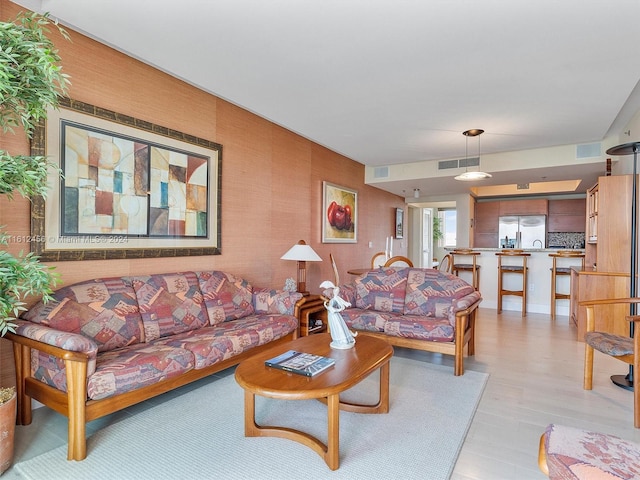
467 312 476 357
65 359 88 461
13 342 33 426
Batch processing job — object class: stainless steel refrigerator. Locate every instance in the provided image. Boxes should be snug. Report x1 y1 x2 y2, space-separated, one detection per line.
498 215 546 249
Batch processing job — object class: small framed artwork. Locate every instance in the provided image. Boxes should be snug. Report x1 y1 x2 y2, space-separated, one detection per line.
322 181 357 243
396 208 404 239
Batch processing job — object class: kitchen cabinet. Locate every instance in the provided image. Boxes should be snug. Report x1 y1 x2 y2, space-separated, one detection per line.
586 175 633 273
548 198 586 233
585 183 598 268
499 199 548 216
474 198 581 247
474 201 499 248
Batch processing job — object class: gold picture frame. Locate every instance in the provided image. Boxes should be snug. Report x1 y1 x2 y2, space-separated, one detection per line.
322 181 357 243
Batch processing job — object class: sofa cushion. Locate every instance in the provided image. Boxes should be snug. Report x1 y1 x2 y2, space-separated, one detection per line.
129 272 209 342
22 277 144 352
340 308 392 332
354 267 408 313
87 343 195 400
384 315 454 342
404 268 475 316
196 271 254 324
156 313 299 369
253 289 302 315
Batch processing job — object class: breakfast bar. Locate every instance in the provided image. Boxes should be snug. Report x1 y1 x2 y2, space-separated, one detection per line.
446 248 586 316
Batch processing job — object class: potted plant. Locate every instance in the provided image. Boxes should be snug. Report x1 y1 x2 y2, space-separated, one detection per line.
433 216 444 244
0 10 69 473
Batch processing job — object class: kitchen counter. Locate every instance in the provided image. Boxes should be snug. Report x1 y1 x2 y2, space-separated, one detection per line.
445 248 586 315
448 247 586 253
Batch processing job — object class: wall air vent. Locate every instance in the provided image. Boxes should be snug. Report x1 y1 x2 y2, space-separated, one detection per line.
459 156 479 168
438 159 459 170
576 142 601 158
373 166 389 178
517 183 530 190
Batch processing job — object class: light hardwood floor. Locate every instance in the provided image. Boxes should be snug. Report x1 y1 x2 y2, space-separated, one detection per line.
4 307 640 479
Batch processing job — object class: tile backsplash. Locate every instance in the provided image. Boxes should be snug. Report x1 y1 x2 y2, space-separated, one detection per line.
547 232 585 249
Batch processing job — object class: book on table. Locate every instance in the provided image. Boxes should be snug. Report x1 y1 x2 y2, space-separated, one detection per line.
265 350 335 377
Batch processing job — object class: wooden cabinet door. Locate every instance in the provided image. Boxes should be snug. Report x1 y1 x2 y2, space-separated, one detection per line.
548 198 586 232
474 201 499 247
499 199 548 216
598 175 632 274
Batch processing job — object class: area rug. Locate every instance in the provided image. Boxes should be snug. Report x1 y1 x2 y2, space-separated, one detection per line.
15 356 488 480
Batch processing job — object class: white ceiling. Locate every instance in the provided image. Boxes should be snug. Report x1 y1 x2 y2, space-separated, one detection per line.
13 0 640 198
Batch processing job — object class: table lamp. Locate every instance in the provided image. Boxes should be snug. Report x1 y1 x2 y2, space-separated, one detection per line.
280 240 322 295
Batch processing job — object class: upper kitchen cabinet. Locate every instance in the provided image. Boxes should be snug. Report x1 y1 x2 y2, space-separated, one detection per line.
474 201 500 248
548 198 586 233
498 199 548 216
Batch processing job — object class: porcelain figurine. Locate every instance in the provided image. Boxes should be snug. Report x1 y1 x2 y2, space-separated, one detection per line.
319 280 357 349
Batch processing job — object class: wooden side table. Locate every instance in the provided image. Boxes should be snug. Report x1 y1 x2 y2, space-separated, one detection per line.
297 295 328 336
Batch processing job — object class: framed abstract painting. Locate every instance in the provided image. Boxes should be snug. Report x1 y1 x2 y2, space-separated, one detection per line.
30 98 222 261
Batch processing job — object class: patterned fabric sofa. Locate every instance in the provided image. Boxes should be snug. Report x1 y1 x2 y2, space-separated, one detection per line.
324 267 482 375
6 270 302 461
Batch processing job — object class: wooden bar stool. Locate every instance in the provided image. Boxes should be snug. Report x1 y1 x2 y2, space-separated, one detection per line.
549 250 585 320
450 249 481 290
496 250 531 316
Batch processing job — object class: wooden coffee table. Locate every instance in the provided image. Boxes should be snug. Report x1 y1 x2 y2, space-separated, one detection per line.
234 333 393 470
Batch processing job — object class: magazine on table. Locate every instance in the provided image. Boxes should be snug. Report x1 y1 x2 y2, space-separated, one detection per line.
265 350 335 377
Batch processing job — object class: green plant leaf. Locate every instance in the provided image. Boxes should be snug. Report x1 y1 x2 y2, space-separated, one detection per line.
0 11 70 336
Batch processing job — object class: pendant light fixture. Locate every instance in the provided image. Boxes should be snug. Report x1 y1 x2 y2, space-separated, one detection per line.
454 129 492 181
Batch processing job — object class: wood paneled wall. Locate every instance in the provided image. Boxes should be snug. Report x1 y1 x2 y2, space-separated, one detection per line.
0 1 405 387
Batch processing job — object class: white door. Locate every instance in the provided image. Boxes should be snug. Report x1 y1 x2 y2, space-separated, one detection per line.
422 209 433 268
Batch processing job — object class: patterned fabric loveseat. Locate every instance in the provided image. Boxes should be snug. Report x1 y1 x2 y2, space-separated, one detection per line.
324 267 482 375
7 270 302 461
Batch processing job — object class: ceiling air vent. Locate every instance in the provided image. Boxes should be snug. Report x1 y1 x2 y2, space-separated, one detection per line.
373 166 389 178
439 157 480 170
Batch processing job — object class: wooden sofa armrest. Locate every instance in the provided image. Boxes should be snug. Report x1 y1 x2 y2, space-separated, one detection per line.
6 329 92 460
538 432 549 476
5 331 92 363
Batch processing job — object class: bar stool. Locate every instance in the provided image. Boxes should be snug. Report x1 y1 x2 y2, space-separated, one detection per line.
450 249 481 290
549 250 585 320
496 250 531 316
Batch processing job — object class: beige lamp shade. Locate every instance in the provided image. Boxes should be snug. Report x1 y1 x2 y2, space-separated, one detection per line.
281 240 322 295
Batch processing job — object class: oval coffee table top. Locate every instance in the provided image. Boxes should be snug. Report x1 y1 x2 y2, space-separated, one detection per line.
235 333 393 400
